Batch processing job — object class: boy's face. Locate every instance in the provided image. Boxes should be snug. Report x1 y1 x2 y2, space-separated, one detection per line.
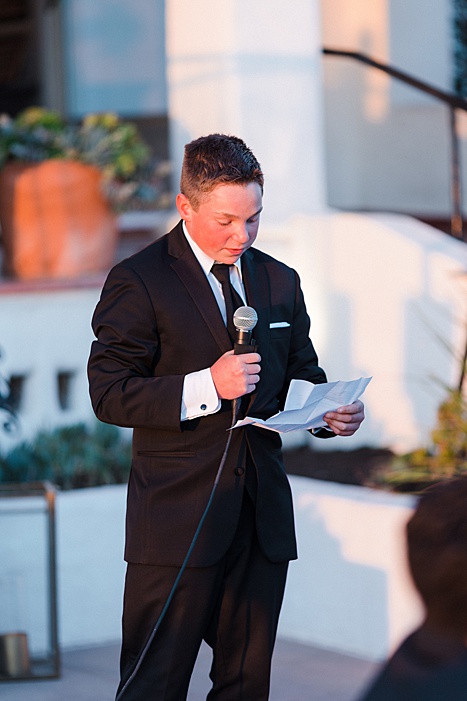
176 182 263 263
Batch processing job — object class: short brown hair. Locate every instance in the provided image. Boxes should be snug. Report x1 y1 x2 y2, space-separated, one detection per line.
180 134 264 209
407 477 467 631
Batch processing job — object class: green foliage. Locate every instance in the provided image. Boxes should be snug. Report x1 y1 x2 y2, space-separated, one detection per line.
377 389 467 492
0 422 131 490
0 107 171 211
453 0 467 96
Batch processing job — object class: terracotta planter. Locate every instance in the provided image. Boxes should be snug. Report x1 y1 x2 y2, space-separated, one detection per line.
0 160 118 280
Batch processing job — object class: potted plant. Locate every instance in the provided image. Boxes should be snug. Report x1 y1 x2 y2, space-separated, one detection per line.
0 107 169 280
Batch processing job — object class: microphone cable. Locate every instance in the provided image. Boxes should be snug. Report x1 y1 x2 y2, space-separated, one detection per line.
116 407 238 700
115 306 257 701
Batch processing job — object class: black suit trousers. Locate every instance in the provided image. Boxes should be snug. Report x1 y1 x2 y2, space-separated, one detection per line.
117 492 288 701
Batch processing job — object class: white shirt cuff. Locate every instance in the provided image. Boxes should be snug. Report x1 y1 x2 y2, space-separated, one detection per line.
181 368 221 420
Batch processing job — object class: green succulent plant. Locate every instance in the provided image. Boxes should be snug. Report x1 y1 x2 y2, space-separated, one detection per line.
0 421 131 490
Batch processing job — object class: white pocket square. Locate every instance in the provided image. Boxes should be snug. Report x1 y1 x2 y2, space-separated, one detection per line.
269 321 290 328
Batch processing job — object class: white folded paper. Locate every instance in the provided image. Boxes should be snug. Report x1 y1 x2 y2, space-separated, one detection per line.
230 376 372 433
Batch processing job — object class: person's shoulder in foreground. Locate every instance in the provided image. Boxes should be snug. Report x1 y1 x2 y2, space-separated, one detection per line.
360 625 467 700
359 476 467 701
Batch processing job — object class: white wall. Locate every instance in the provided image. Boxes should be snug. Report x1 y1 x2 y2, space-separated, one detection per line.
56 485 127 648
321 0 463 216
281 476 421 660
0 485 126 655
0 479 419 660
259 212 467 454
0 281 101 453
166 0 327 224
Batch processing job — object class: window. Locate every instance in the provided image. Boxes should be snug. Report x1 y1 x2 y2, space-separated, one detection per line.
0 0 40 115
56 370 75 411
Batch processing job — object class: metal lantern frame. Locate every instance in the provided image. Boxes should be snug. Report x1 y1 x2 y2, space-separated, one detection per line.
0 481 60 681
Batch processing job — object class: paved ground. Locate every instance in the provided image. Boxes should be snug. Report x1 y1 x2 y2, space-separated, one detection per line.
0 637 379 701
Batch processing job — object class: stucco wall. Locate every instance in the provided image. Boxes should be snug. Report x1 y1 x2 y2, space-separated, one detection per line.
321 0 465 215
0 478 419 661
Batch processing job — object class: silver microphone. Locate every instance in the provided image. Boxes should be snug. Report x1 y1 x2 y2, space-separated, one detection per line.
233 306 258 349
231 306 258 420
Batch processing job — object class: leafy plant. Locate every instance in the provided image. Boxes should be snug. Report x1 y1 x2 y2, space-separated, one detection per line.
453 0 467 96
0 107 171 211
0 421 131 490
376 389 467 492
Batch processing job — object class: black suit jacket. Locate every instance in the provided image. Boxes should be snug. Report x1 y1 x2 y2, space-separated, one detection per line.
88 222 328 567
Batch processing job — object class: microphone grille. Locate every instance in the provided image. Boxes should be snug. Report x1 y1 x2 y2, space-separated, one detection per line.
233 306 258 331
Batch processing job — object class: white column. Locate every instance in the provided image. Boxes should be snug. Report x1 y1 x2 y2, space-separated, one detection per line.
165 0 327 224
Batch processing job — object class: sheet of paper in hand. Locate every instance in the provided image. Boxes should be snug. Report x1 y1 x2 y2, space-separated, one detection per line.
230 376 371 433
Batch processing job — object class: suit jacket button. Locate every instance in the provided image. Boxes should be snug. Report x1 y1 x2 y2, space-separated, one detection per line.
200 404 207 411
234 467 245 476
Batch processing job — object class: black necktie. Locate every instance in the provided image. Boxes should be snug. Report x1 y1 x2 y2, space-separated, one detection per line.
211 263 244 340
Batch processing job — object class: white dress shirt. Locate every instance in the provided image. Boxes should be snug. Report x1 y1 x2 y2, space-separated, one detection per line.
180 222 246 420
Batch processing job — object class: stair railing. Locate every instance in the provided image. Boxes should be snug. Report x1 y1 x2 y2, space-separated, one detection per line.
322 48 467 241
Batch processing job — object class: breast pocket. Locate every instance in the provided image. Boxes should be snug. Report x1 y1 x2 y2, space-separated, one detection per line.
269 325 292 342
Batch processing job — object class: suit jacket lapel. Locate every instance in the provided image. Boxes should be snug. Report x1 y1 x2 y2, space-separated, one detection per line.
167 227 272 412
168 224 232 353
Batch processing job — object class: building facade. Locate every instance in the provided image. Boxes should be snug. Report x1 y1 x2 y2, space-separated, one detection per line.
0 0 466 455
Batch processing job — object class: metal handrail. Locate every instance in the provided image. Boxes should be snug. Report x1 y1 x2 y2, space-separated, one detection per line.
322 48 466 240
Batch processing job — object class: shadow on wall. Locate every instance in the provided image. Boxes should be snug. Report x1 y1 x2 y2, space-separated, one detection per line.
280 481 394 660
403 274 463 444
322 289 388 449
322 35 452 215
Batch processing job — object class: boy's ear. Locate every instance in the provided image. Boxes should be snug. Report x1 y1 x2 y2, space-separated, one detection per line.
176 193 192 220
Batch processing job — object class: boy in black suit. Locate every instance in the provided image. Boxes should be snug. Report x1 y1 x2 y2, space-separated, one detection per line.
89 134 364 700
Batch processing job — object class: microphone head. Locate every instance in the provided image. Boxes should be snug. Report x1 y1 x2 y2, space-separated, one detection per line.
233 306 258 331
